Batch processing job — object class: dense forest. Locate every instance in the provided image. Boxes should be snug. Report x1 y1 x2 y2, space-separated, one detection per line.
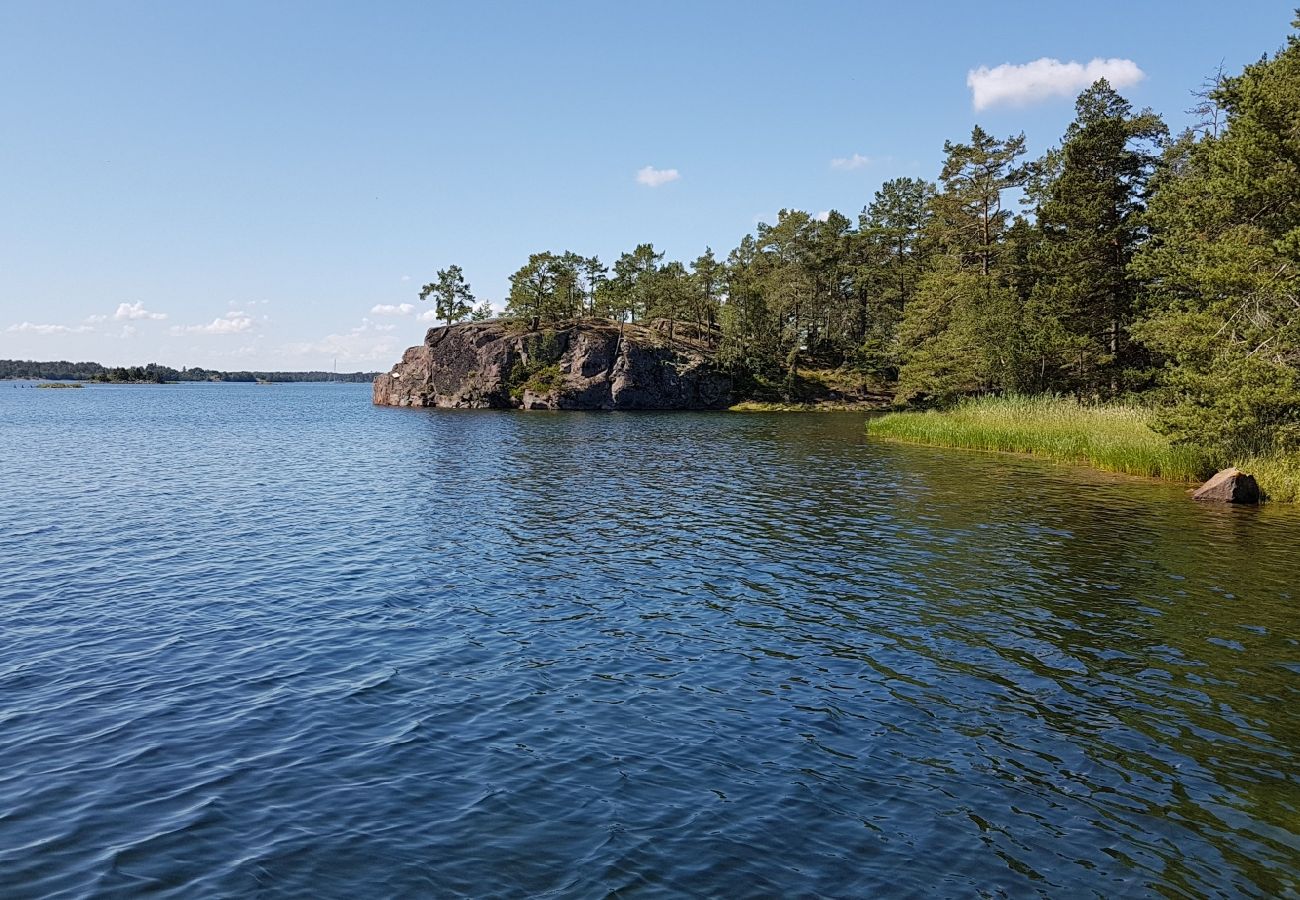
421 15 1299 465
0 360 376 383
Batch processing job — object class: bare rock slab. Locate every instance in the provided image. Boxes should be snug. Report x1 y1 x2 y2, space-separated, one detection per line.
373 319 732 411
1192 467 1261 503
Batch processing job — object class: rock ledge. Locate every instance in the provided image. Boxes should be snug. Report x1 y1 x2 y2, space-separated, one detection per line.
373 319 732 411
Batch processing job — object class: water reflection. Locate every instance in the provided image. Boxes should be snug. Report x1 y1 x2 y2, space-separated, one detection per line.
0 390 1297 897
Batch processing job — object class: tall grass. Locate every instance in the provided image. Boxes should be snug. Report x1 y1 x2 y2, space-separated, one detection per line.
868 395 1213 482
1240 454 1300 503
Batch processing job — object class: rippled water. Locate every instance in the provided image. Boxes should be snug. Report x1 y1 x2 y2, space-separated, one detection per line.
2 382 1299 897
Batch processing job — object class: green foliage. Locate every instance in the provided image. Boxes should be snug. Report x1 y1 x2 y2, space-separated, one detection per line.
1240 452 1300 502
419 264 475 326
505 330 568 400
895 127 1032 402
505 252 602 323
1131 15 1300 461
521 364 564 397
1028 81 1167 395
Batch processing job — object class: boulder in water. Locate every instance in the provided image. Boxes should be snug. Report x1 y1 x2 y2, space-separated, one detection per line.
1192 468 1261 504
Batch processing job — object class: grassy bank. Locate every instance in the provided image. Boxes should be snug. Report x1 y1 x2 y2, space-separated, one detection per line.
868 395 1213 482
868 395 1300 500
1238 455 1300 503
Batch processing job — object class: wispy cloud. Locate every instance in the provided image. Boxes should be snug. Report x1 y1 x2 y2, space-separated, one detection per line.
967 57 1145 110
6 321 93 335
281 320 403 364
114 301 168 321
830 153 872 171
170 311 254 335
636 165 680 188
370 303 416 316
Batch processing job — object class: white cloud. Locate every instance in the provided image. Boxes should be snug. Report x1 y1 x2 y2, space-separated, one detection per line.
84 314 108 324
370 302 416 316
830 153 872 171
400 275 412 282
967 57 1145 110
170 312 254 335
636 165 680 187
6 321 92 335
114 301 167 321
813 210 832 222
417 309 442 323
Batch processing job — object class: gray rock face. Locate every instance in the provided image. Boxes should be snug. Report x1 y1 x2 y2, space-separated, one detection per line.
1192 467 1262 503
373 319 732 410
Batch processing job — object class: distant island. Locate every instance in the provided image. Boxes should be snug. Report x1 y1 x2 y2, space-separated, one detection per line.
2 360 378 384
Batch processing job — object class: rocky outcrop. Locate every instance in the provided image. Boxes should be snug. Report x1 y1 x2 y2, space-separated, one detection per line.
373 319 732 410
1192 467 1262 503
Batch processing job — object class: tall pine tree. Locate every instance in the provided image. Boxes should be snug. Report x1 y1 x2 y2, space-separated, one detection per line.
1028 80 1166 396
1131 18 1300 459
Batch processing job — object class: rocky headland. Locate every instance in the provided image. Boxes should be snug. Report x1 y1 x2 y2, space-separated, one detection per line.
373 319 732 410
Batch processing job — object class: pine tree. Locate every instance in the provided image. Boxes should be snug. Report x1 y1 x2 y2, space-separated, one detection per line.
895 127 1030 402
1029 80 1166 396
419 265 475 326
1131 17 1300 459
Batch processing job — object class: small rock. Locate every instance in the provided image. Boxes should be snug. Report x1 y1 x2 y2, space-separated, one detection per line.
1192 468 1261 504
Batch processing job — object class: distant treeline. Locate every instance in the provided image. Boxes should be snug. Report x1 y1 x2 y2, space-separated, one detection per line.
0 360 377 383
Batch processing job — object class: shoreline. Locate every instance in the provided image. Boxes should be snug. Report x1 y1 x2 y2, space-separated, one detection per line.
867 396 1299 502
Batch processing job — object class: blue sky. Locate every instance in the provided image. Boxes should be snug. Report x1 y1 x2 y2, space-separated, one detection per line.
1 1 1294 369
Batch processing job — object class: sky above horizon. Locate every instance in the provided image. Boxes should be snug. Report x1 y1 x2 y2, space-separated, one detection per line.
1 1 1295 370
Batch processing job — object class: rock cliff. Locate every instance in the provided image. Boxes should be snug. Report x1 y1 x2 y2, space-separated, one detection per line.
372 319 732 410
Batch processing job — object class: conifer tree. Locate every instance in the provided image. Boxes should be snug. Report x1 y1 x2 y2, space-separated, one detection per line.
1029 80 1166 396
895 127 1030 402
1131 18 1300 459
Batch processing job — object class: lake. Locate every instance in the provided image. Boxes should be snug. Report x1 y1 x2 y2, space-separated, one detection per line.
2 382 1298 897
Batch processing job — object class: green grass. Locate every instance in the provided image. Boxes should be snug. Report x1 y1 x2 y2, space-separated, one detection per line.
868 395 1213 483
1240 454 1300 503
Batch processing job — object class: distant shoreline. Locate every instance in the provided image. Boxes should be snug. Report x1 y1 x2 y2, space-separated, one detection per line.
1 360 378 384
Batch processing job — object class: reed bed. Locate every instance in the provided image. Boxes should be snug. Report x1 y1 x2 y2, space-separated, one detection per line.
868 395 1213 483
1239 454 1300 503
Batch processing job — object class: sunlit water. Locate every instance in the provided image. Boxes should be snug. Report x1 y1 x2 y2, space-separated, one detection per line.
2 382 1298 897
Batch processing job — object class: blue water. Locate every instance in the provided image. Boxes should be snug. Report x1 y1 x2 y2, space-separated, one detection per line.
2 382 1299 897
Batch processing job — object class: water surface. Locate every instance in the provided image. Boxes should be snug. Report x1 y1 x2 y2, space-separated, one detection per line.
2 382 1298 897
